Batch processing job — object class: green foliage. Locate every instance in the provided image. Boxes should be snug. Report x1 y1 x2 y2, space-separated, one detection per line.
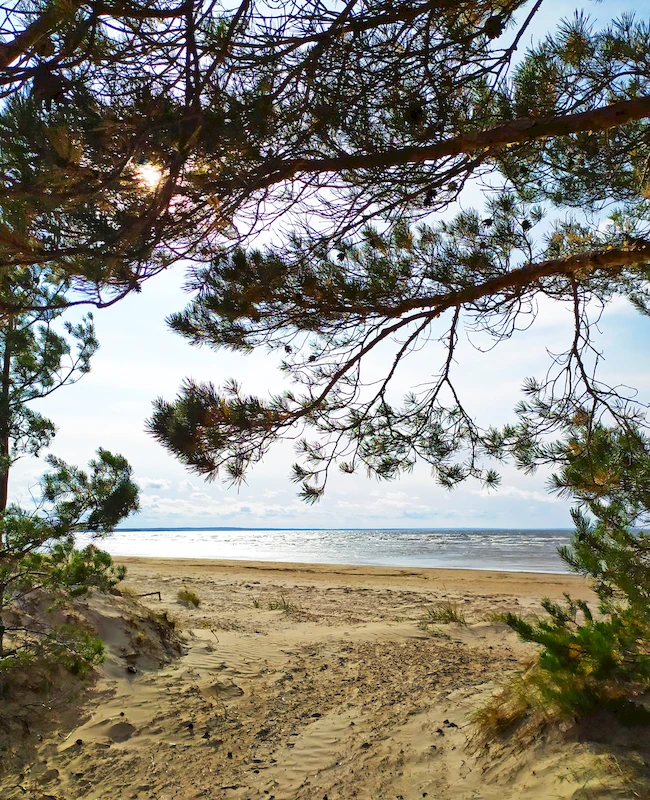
0 73 179 301
45 542 127 597
0 261 133 678
500 13 650 208
0 450 139 674
0 261 136 678
267 595 300 613
2 2 650 512
0 267 98 505
1 2 649 315
42 449 139 535
420 600 468 627
177 587 200 608
5 0 650 729
0 624 106 677
149 191 650 499
505 422 650 719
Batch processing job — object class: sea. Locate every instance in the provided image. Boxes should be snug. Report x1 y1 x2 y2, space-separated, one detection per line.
76 527 574 574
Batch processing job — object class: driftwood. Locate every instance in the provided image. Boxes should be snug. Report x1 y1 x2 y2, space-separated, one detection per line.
137 591 162 601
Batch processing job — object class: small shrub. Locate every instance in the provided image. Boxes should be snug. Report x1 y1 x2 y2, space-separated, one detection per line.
0 623 106 678
505 422 650 720
0 450 139 678
420 600 467 627
177 588 200 608
252 598 261 608
268 595 299 613
470 666 545 744
506 592 650 720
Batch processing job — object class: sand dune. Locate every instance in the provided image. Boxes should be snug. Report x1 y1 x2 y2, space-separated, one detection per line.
3 558 648 799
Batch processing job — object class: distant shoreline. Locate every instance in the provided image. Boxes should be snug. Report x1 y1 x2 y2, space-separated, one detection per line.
114 526 574 532
86 527 574 573
115 554 572 576
117 555 590 591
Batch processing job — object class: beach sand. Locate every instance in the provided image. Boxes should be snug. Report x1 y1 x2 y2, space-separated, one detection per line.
5 558 648 799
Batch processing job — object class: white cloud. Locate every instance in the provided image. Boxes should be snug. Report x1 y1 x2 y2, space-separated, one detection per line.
261 489 284 498
139 493 321 520
189 491 212 501
138 477 172 491
369 489 412 501
471 484 560 504
336 495 431 515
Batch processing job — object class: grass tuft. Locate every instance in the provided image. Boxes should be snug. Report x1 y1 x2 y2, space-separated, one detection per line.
268 595 300 613
482 610 509 624
419 600 467 627
470 668 547 747
177 587 200 608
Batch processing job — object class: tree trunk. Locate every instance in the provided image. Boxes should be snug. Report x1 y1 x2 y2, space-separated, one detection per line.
0 319 13 521
0 321 11 653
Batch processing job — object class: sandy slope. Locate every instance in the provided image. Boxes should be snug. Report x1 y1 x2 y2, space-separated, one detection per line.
3 558 649 800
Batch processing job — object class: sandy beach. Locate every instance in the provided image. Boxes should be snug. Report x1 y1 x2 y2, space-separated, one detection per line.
6 557 648 800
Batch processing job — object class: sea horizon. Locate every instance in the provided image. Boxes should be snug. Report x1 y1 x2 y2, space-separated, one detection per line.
115 525 574 531
81 526 576 574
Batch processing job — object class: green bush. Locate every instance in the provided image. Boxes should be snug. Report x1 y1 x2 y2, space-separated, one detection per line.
268 595 299 613
420 600 467 627
0 450 139 676
177 587 201 607
505 422 650 720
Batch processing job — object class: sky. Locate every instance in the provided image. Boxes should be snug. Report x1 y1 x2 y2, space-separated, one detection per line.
9 0 650 530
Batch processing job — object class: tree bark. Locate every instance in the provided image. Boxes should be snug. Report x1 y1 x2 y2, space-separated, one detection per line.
244 96 650 190
0 319 13 520
382 242 650 318
0 0 84 69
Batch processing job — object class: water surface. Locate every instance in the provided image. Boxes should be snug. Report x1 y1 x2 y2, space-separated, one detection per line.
77 527 573 573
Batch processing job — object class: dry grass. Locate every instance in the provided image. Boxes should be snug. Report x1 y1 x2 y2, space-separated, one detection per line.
177 588 201 608
419 600 468 628
470 669 548 747
482 610 509 624
268 595 301 613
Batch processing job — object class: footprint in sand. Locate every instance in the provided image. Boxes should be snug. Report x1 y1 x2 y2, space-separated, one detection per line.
205 681 244 700
107 721 136 742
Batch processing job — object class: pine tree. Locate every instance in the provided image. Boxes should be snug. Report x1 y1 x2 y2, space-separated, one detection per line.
95 4 647 497
0 267 97 518
0 2 649 311
0 449 139 672
504 421 650 719
4 0 650 719
0 268 138 674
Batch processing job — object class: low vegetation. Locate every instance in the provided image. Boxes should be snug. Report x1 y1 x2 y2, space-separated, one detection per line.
0 450 139 679
471 671 543 744
481 423 650 735
419 600 468 628
177 587 201 608
268 595 300 614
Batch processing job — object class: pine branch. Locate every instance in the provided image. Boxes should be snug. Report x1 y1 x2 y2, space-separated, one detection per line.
241 96 650 192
